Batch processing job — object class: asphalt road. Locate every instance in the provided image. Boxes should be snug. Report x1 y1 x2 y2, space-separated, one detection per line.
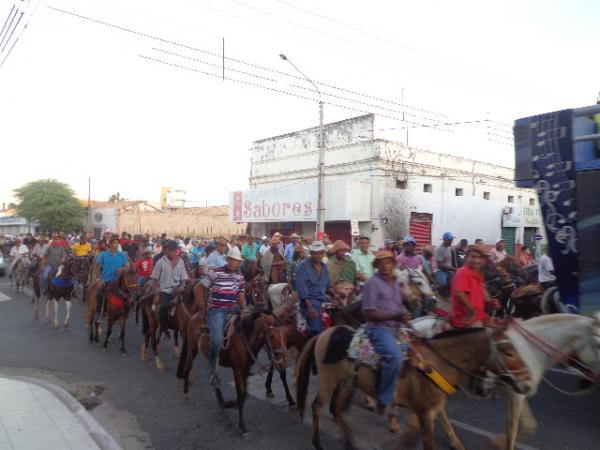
0 279 598 450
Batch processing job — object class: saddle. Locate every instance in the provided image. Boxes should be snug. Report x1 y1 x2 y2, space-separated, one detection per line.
51 277 74 289
347 326 412 369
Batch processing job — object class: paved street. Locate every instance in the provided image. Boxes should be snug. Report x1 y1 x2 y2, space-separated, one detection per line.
0 279 598 450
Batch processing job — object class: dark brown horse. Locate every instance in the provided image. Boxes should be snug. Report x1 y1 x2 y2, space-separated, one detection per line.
140 284 199 372
176 310 288 434
296 325 531 450
97 269 138 353
71 254 95 301
45 258 76 328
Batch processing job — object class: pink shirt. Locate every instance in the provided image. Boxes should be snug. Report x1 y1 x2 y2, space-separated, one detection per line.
489 248 507 264
396 253 422 270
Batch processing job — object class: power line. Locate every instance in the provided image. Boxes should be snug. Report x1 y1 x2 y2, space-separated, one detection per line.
0 0 40 69
46 4 456 124
273 0 550 97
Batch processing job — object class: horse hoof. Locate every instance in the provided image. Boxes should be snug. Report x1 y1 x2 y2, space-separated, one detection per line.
488 434 505 450
266 390 275 398
241 430 251 440
389 416 401 435
140 356 147 362
184 393 191 402
121 350 127 355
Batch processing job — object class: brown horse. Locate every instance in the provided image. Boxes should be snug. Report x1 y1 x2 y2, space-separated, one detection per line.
296 325 531 450
139 284 199 372
98 269 138 353
71 254 94 301
45 258 76 328
176 310 288 434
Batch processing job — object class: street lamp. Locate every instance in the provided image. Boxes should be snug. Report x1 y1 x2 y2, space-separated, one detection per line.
279 53 325 240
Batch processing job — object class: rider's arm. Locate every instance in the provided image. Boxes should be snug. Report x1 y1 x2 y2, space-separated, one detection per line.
237 292 248 314
455 291 475 318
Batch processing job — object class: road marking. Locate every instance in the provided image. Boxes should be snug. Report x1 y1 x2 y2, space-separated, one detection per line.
450 419 541 450
0 292 12 302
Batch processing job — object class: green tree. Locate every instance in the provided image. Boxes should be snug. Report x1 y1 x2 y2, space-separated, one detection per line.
14 179 86 232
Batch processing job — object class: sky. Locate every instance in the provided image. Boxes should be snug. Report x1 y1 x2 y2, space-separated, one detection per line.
0 0 598 207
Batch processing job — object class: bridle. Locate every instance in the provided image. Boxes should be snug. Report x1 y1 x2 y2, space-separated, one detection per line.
265 317 288 369
487 329 531 389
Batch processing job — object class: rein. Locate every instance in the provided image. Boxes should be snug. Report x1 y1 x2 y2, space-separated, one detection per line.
508 318 598 384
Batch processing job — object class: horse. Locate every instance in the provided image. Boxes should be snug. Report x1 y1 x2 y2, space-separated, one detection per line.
96 268 138 353
71 254 94 301
176 310 288 434
45 258 76 328
505 283 545 319
490 313 600 450
140 284 199 372
395 268 437 317
296 324 531 450
12 255 30 292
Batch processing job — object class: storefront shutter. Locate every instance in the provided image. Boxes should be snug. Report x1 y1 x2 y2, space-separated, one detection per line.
501 227 516 255
409 213 433 250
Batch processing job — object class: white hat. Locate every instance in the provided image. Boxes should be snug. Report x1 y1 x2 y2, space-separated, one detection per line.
226 247 243 261
496 238 504 244
309 241 327 252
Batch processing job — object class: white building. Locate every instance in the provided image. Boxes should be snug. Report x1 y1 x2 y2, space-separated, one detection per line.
230 114 543 252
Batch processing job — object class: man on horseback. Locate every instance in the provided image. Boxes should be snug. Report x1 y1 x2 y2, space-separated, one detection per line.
490 238 507 264
8 238 29 279
450 244 500 328
295 241 331 336
435 231 457 295
199 246 247 385
351 236 374 287
361 250 410 414
260 235 287 285
71 234 92 257
40 237 67 297
395 235 423 270
94 236 130 314
327 240 357 306
150 240 189 339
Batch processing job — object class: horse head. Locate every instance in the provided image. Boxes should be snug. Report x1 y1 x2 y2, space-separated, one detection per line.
487 324 532 394
581 313 600 376
263 313 288 370
245 277 268 310
119 268 139 297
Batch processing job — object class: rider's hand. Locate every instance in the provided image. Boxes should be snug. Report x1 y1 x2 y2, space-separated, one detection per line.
241 308 250 319
153 294 159 305
487 299 501 310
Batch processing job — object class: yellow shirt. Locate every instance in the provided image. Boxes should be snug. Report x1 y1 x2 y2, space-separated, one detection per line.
71 242 92 257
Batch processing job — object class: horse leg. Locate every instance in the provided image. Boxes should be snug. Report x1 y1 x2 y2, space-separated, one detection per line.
438 407 465 450
44 299 50 322
151 317 165 372
33 292 39 320
89 312 95 342
173 330 180 359
63 300 71 327
518 399 538 435
334 378 357 450
234 369 249 435
417 410 436 450
265 366 275 398
490 389 526 450
53 299 59 328
103 317 112 349
119 316 127 354
279 368 295 406
311 385 334 450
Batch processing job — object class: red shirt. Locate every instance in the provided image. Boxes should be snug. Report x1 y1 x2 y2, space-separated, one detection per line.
450 264 487 328
135 258 154 277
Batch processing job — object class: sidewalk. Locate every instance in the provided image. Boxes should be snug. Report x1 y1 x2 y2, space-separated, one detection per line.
0 375 122 450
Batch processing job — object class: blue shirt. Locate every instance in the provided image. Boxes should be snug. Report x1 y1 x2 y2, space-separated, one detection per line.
361 273 405 332
96 250 128 283
295 259 331 304
206 251 227 269
284 242 296 263
191 246 205 264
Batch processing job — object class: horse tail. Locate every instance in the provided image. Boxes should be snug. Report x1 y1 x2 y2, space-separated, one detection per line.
176 332 189 379
296 334 318 422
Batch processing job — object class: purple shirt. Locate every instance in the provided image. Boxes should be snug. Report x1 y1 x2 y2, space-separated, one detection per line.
361 273 405 331
396 253 422 270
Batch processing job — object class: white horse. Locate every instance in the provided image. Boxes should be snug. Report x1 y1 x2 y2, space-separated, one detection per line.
492 313 600 449
394 268 437 316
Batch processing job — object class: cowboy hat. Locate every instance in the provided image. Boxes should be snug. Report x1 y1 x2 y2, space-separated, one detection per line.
290 233 300 239
309 241 326 252
329 240 350 253
466 244 490 257
226 247 243 261
372 250 396 266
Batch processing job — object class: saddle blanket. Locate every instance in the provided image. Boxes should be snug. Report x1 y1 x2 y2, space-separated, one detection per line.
347 326 411 368
51 277 74 289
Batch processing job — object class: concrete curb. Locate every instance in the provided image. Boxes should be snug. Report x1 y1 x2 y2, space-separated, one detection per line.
4 375 123 450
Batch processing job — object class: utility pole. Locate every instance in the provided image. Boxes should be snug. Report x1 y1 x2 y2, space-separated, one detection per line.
279 53 325 238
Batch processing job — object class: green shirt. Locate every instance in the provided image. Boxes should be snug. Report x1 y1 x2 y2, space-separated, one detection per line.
351 250 375 280
327 255 357 284
241 243 258 262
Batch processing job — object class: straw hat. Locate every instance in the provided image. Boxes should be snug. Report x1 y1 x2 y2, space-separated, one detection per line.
329 240 350 253
226 246 243 261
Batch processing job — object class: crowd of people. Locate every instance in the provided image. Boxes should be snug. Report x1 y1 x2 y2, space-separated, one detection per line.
0 228 556 414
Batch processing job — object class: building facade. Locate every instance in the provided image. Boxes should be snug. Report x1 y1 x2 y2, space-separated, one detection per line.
230 114 543 252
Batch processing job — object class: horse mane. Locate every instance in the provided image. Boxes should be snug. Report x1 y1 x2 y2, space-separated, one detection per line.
430 327 485 340
241 310 264 338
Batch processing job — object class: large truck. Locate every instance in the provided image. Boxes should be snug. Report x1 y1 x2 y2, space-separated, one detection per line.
513 103 600 316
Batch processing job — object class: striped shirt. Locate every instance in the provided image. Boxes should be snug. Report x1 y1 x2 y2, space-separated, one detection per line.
201 265 245 311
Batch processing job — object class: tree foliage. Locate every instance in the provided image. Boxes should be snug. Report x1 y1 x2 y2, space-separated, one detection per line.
14 179 86 232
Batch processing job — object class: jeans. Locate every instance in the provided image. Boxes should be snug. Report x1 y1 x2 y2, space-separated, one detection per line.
41 265 53 295
365 326 403 406
206 308 239 374
300 298 323 336
158 292 175 333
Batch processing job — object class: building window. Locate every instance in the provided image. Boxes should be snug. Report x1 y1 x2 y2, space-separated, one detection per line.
529 197 535 206
455 188 463 196
423 184 432 193
396 180 407 189
508 195 514 203
483 191 490 200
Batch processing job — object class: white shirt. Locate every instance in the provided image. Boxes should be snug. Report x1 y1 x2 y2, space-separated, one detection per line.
10 245 29 258
259 244 270 255
538 254 555 283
